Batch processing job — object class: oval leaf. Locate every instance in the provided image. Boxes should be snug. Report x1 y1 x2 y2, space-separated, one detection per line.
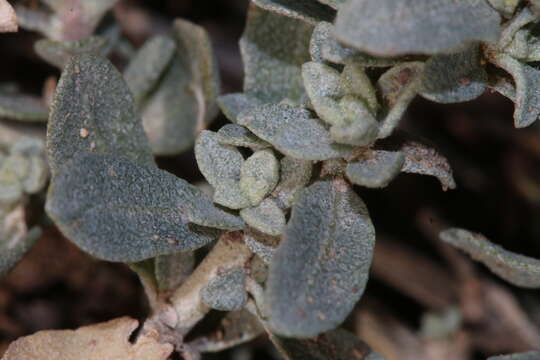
266 180 375 337
271 156 312 209
346 150 405 188
34 36 108 69
240 199 286 236
240 149 280 206
440 228 540 288
217 124 270 150
201 268 248 311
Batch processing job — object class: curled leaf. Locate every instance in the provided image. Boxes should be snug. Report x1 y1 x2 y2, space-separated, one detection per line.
239 104 353 161
201 268 248 311
124 35 176 106
47 55 154 176
490 52 540 128
240 149 280 206
34 36 108 69
266 180 375 337
240 199 286 236
271 156 312 209
401 140 456 191
0 205 41 277
420 45 487 104
46 154 243 262
2 317 173 360
334 0 501 56
440 228 540 288
346 150 405 188
240 4 312 103
217 124 271 150
195 130 251 209
252 0 334 25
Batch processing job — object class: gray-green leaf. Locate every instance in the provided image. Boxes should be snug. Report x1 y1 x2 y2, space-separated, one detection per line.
334 0 501 56
34 36 109 69
271 156 312 209
244 228 280 264
240 4 312 103
195 131 251 209
239 104 353 161
0 93 48 123
47 55 154 176
217 93 264 124
440 228 540 288
46 154 243 262
217 124 271 150
252 0 334 25
240 199 286 236
420 45 487 104
266 180 375 337
155 252 195 293
346 150 405 188
240 149 280 206
201 268 248 311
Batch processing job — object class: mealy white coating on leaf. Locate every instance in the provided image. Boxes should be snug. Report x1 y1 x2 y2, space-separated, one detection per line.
271 156 312 209
346 150 405 188
488 352 540 360
239 104 354 161
0 205 41 277
504 28 540 62
490 52 540 128
400 141 456 191
310 21 333 63
377 62 425 139
240 149 280 206
302 61 345 126
46 154 244 262
440 228 540 288
240 4 313 103
340 63 379 114
0 92 48 122
498 7 535 49
34 36 109 69
141 19 220 155
244 229 280 264
420 45 487 104
334 0 501 56
330 95 379 146
217 93 264 124
124 35 176 106
266 180 375 338
195 131 251 209
240 199 286 236
217 124 271 150
252 0 334 25
200 268 248 311
47 55 154 177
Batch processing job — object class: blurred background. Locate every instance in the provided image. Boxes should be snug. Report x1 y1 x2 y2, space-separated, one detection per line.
1 1 540 359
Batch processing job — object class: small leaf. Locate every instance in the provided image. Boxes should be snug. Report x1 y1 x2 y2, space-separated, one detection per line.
244 228 280 264
141 19 220 155
2 317 173 360
334 0 501 56
217 93 264 124
346 150 405 188
0 0 17 33
377 62 424 139
47 55 154 176
190 310 264 353
201 268 248 311
252 0 334 25
266 180 375 337
240 4 312 103
420 45 487 104
240 150 280 206
302 61 345 126
0 92 48 122
195 130 251 209
488 352 540 360
155 252 195 293
401 140 456 191
34 36 108 69
440 228 540 288
269 328 375 360
239 104 353 161
487 0 521 18
217 124 271 150
310 21 333 63
271 156 312 209
490 52 540 128
124 35 176 106
0 205 41 277
329 95 379 146
46 154 243 262
240 199 286 236
340 63 379 114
